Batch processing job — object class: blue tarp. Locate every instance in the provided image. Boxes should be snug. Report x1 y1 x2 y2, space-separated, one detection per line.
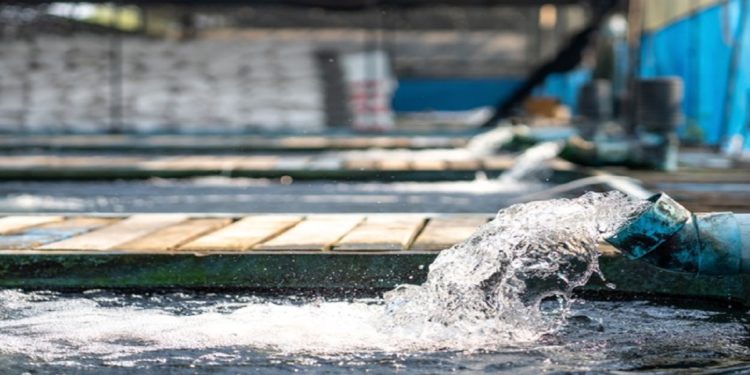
392 72 590 114
391 78 521 112
537 68 592 113
640 0 750 149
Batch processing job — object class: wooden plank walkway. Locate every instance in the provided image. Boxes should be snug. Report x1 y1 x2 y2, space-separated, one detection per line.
0 213 472 254
0 153 580 181
0 213 748 305
0 135 468 153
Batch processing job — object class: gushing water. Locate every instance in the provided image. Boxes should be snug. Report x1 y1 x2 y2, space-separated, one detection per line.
499 141 564 182
384 191 649 342
0 192 649 366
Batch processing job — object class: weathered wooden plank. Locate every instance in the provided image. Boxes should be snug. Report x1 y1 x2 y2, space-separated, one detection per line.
275 156 312 171
180 215 302 251
0 155 60 169
378 159 412 171
233 156 278 170
447 158 482 170
117 218 233 251
344 158 378 171
411 158 447 171
257 215 364 250
410 216 489 251
0 217 113 250
0 135 471 152
334 215 426 251
331 137 371 149
371 137 407 148
54 155 145 168
40 214 188 250
138 156 231 171
277 136 330 149
481 155 515 170
0 156 144 169
412 136 467 148
0 216 63 235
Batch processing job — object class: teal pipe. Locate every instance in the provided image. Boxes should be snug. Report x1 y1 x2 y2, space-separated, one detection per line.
558 134 678 171
605 193 750 275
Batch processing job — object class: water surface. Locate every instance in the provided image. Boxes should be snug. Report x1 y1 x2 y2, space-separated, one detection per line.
0 178 550 213
1 290 748 374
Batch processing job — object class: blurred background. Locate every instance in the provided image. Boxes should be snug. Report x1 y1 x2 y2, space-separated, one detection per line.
0 0 747 148
0 0 748 214
0 1 591 134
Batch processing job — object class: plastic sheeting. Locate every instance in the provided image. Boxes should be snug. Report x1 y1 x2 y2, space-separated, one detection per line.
392 78 521 112
537 68 592 114
640 0 750 150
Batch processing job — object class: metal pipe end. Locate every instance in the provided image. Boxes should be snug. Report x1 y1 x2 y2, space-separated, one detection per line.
605 192 690 259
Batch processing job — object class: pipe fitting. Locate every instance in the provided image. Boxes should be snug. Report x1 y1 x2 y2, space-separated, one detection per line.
606 193 690 259
605 193 750 275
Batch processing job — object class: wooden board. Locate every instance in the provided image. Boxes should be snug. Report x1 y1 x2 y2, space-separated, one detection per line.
344 158 378 171
0 217 113 250
140 156 235 171
0 216 63 235
481 156 514 170
233 156 278 170
180 215 302 251
277 136 330 149
40 214 188 250
0 156 144 169
411 159 447 171
0 135 469 152
447 158 482 170
378 159 412 171
117 218 233 251
2 213 750 305
334 215 426 251
331 137 373 149
371 137 408 148
274 156 312 171
410 216 490 251
257 215 363 250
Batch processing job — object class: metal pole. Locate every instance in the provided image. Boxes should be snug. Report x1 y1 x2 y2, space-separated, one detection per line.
625 0 643 135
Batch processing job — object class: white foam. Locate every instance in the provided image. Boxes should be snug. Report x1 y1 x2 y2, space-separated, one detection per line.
0 194 87 211
499 141 564 183
0 292 511 363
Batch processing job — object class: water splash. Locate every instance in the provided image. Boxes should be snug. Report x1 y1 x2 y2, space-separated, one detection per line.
499 141 564 183
384 191 649 342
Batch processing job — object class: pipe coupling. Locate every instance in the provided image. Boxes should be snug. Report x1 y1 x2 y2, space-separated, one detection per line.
605 193 690 259
605 193 747 275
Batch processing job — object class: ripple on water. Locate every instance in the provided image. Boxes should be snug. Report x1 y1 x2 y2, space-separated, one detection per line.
1 291 749 373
